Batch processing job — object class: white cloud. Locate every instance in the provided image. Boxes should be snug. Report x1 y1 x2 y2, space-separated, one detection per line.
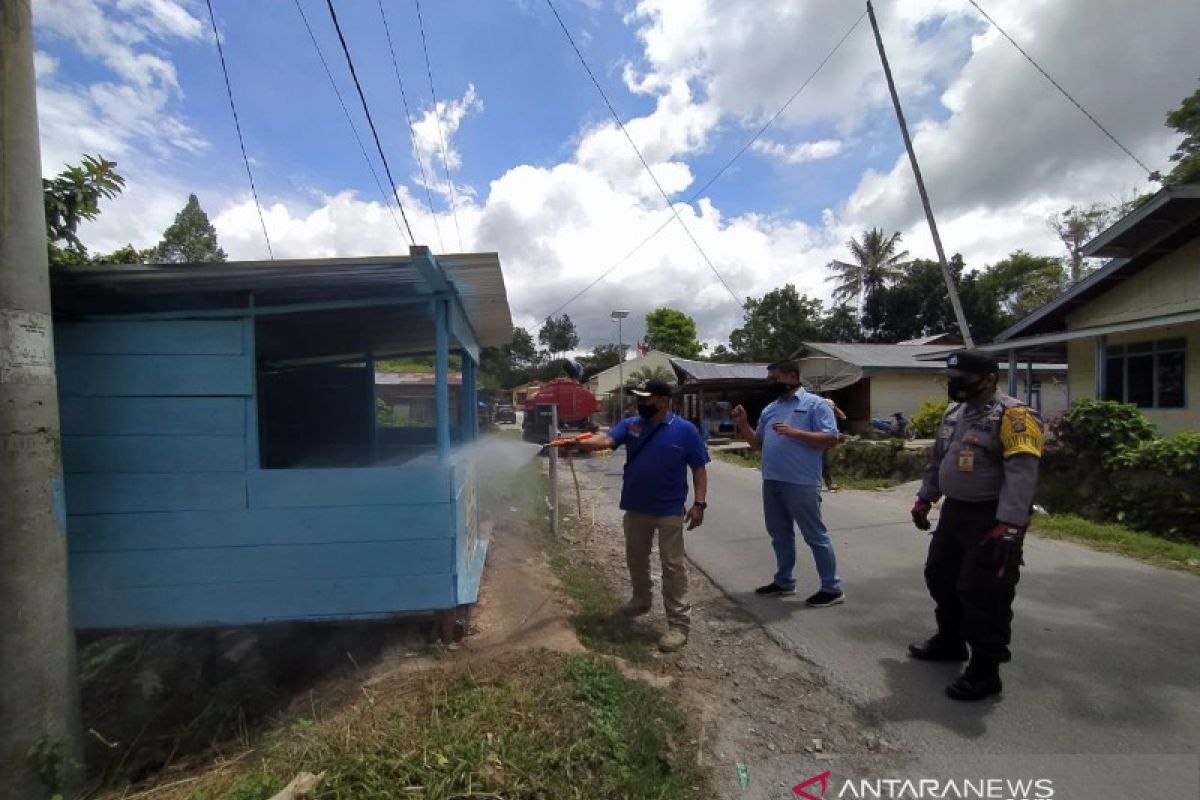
410 84 483 205
752 138 843 164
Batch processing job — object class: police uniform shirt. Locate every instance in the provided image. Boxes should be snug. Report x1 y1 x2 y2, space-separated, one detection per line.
917 392 1043 526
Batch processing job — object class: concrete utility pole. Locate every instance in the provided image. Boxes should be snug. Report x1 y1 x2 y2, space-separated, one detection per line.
1 2 81 797
866 0 975 348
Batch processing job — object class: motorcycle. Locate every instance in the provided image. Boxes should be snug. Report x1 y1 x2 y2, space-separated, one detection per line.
870 411 913 439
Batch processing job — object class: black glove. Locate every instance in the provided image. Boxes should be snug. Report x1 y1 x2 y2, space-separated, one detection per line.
981 522 1025 577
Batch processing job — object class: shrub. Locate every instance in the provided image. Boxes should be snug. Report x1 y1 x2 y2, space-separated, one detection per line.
909 399 948 438
1059 399 1157 464
827 439 927 481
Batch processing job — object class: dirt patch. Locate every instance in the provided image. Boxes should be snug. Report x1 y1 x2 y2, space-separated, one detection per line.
558 460 897 799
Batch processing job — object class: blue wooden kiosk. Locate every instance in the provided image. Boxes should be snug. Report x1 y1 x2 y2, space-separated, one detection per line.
49 247 511 631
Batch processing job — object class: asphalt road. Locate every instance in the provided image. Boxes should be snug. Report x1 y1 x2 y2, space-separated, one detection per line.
576 455 1200 795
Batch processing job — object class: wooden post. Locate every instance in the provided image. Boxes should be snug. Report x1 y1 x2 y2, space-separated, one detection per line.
548 404 560 536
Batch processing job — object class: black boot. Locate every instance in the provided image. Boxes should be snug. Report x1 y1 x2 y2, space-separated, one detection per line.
908 635 969 662
946 659 1002 701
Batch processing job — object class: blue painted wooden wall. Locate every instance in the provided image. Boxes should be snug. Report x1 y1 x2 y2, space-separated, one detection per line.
58 318 484 630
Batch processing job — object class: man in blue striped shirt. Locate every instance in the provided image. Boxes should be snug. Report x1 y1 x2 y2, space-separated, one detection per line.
732 361 844 607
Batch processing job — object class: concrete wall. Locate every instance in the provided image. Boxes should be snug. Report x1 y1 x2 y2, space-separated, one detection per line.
57 318 480 629
867 369 1068 421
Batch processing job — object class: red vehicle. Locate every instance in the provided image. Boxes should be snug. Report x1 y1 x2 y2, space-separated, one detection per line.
522 377 599 443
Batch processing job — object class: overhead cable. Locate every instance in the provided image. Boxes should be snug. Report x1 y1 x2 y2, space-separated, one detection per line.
414 0 464 250
378 0 445 251
544 0 740 307
538 8 867 325
204 0 274 258
324 0 417 245
293 0 408 242
966 0 1156 179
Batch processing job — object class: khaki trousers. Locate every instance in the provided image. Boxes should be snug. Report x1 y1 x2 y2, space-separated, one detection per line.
623 511 690 632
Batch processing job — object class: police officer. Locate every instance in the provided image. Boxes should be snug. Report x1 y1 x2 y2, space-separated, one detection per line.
909 350 1043 701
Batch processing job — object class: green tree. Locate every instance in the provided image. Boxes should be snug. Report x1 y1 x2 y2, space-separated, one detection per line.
818 303 865 342
1164 78 1200 185
826 228 910 312
152 194 227 263
729 284 824 362
1049 204 1113 283
479 327 542 390
862 256 1006 344
579 343 626 374
708 344 741 362
537 315 579 359
976 251 1067 320
644 307 704 358
43 155 125 266
90 243 154 265
506 327 539 370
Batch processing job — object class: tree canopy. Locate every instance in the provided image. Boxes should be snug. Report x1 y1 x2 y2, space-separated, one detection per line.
579 343 626 374
644 307 704 358
1164 77 1200 185
44 155 125 266
826 228 910 311
153 194 228 263
729 284 825 362
537 315 579 358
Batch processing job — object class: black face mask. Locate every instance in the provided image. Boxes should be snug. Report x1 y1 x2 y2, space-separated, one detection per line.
637 403 659 419
947 376 984 402
768 381 797 398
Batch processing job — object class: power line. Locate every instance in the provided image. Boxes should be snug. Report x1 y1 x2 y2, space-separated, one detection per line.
204 0 274 259
538 8 867 325
292 0 408 243
324 0 417 246
966 0 1156 179
544 0 740 307
413 0 464 250
377 0 445 251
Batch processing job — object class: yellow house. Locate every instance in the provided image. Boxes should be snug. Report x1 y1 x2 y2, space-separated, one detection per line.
985 184 1200 435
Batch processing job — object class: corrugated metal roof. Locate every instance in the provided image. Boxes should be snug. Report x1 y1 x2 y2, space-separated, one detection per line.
670 358 771 381
799 343 951 369
439 253 514 348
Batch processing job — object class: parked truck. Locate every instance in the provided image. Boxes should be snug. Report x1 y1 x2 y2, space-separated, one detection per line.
521 377 599 444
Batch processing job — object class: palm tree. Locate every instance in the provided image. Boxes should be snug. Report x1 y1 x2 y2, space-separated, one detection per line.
826 228 910 315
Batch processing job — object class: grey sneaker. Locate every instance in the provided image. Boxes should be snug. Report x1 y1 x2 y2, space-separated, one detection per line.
658 628 688 652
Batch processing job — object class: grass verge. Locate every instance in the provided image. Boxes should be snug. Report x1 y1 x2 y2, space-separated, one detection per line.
1031 514 1200 574
178 651 700 800
830 475 902 490
711 448 760 469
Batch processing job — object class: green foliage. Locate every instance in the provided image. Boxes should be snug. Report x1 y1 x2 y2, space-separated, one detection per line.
825 440 927 482
1111 432 1200 475
729 284 824 362
222 771 284 800
644 307 703 358
976 250 1068 319
818 302 865 342
861 255 1003 343
910 399 949 438
26 734 67 795
826 227 910 307
152 194 227 263
1164 78 1200 185
538 314 579 357
1049 204 1115 282
579 343 627 373
44 154 126 265
623 365 674 389
1032 513 1200 572
90 243 154 265
1059 399 1158 464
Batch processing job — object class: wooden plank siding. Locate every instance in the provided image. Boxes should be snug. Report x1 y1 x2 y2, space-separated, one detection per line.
57 318 464 630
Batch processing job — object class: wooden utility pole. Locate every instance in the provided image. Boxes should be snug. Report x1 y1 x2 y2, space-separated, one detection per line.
866 0 975 348
0 1 81 796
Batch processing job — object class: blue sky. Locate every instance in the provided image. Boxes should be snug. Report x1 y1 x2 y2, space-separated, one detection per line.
32 0 1199 348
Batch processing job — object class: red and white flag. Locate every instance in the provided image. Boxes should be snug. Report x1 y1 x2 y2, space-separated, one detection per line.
636 339 648 357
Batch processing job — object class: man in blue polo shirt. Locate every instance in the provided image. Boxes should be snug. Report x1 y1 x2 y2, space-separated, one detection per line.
567 379 709 652
732 360 844 607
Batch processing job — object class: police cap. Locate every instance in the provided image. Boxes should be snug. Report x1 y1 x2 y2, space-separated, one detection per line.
943 349 999 377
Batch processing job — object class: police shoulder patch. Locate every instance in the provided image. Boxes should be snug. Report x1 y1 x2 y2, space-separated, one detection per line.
1000 406 1042 458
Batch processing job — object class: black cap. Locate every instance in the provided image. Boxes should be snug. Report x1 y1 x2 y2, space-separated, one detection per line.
943 349 999 377
630 378 673 398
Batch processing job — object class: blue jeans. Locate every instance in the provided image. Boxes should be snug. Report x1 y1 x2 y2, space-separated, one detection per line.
762 480 841 593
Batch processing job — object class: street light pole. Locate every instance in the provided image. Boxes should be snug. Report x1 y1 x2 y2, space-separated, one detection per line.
611 310 630 421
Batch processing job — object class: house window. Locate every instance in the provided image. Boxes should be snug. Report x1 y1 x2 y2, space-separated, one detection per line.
1104 338 1187 409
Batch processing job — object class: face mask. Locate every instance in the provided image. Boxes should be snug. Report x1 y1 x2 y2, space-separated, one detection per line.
947 376 983 402
637 403 658 419
768 381 797 398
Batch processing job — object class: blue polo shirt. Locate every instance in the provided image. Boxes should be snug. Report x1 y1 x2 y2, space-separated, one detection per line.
609 413 710 516
757 390 837 486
